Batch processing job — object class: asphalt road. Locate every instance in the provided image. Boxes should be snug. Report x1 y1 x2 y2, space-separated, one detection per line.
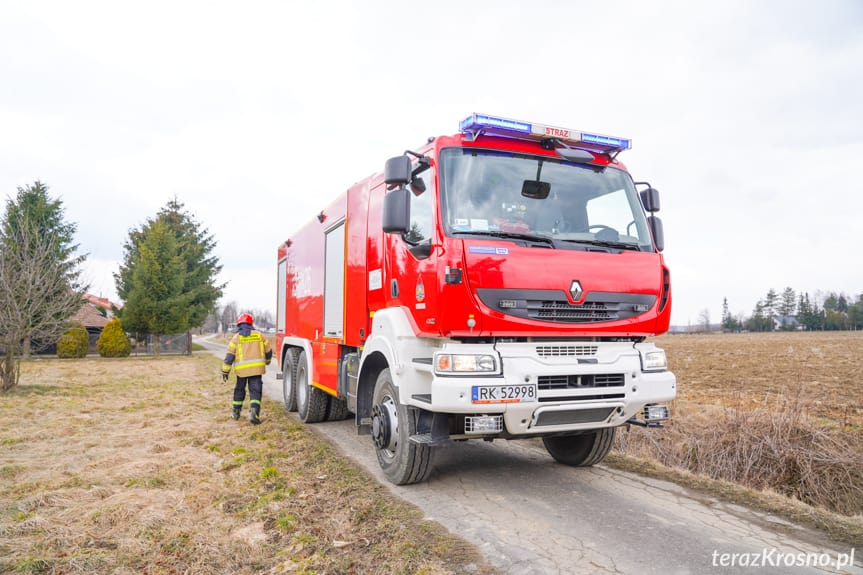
199 337 861 575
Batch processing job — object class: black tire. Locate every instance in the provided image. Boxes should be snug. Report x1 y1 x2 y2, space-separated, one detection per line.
371 369 434 485
326 396 350 421
296 351 329 423
282 349 300 412
542 427 615 467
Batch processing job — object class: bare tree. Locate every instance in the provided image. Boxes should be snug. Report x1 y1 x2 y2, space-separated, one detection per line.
199 305 221 334
0 225 84 391
249 308 274 330
220 301 238 334
698 308 711 332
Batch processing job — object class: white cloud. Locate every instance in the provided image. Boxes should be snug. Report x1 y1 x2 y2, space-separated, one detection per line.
2 0 861 329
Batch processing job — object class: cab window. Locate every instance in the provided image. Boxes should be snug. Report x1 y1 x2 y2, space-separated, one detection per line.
404 168 434 245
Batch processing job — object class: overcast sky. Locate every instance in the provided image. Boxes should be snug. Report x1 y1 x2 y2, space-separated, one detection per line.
2 0 861 328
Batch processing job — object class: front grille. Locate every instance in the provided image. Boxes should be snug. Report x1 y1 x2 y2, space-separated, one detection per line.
530 300 618 322
536 345 598 357
475 289 656 325
537 373 625 390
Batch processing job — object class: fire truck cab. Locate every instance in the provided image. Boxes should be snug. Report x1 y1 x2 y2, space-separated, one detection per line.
276 114 676 484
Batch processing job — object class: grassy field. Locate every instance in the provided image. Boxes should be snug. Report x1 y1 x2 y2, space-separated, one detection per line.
0 355 491 575
612 330 863 544
3 332 861 571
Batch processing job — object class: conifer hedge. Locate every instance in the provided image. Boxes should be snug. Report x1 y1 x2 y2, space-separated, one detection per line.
97 317 131 357
57 323 89 358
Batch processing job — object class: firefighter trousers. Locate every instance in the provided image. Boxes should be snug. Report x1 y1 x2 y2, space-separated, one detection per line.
232 375 263 413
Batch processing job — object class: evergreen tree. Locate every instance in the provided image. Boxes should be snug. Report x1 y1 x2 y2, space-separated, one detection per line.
721 297 740 332
746 300 773 332
837 294 849 314
115 199 224 345
807 297 825 331
119 220 192 353
97 317 132 357
848 293 863 330
763 288 779 321
797 293 813 330
153 199 224 327
777 287 796 330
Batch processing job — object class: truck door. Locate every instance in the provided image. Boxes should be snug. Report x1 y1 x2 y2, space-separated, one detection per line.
323 220 345 339
386 168 440 335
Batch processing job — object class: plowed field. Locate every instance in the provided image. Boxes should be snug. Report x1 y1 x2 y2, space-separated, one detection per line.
655 331 862 428
614 331 863 520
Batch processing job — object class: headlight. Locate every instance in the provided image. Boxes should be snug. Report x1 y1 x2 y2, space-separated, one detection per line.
640 349 667 371
435 353 497 374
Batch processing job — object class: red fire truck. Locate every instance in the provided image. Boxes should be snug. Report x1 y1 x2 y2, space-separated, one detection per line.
275 113 675 484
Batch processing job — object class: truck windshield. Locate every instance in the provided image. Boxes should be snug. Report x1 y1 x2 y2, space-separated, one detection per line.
439 148 654 250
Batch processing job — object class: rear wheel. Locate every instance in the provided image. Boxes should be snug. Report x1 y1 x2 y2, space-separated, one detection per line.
371 369 434 485
281 349 300 412
326 396 351 421
296 351 329 423
542 427 615 467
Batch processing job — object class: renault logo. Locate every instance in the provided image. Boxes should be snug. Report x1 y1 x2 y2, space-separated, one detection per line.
570 280 583 302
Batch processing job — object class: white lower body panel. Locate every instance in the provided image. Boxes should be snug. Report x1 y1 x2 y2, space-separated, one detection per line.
407 340 676 436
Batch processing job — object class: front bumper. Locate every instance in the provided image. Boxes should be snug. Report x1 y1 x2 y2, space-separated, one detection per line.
407 341 676 436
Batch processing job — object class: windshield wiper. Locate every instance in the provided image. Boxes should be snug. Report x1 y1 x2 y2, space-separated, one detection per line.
455 230 555 246
562 238 641 251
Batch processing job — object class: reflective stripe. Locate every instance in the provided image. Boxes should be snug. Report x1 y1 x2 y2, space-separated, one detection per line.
250 399 261 405
227 331 270 377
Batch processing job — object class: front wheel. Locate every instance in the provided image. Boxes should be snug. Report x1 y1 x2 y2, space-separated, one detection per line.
542 427 615 467
370 369 434 485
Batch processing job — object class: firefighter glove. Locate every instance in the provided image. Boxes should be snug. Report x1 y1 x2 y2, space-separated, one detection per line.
221 371 229 383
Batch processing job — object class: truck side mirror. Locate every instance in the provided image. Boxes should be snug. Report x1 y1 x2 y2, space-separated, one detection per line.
384 156 412 186
648 215 664 252
382 187 410 234
639 187 661 213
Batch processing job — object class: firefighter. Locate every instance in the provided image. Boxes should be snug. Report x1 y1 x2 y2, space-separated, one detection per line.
221 313 273 424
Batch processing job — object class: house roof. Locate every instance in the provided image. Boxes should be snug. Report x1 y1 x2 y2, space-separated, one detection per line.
71 303 110 329
83 293 121 311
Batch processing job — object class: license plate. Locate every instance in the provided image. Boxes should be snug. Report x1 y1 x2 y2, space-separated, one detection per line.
471 384 537 404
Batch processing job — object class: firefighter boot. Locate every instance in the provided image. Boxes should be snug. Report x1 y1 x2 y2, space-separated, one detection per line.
250 404 261 425
232 406 241 421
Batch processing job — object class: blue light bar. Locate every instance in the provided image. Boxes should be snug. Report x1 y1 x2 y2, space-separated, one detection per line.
459 113 531 134
458 112 632 153
581 132 631 150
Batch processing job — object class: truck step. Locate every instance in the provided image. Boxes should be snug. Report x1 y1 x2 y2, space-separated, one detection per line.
409 433 450 447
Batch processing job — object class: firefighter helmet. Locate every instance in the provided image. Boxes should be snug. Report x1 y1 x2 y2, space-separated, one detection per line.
236 313 254 325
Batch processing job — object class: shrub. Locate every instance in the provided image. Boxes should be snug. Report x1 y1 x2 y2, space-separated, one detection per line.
57 323 89 358
97 318 132 358
615 393 863 515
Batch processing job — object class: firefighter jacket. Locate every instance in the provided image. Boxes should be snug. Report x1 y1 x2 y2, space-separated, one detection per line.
222 328 273 378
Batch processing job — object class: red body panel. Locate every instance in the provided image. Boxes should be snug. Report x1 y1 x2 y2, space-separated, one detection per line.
457 244 669 337
277 127 672 380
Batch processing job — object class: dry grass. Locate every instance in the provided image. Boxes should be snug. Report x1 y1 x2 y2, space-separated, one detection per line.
612 331 863 544
0 355 491 575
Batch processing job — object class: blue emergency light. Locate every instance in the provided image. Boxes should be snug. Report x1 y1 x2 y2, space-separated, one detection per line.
459 113 631 153
458 114 531 134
